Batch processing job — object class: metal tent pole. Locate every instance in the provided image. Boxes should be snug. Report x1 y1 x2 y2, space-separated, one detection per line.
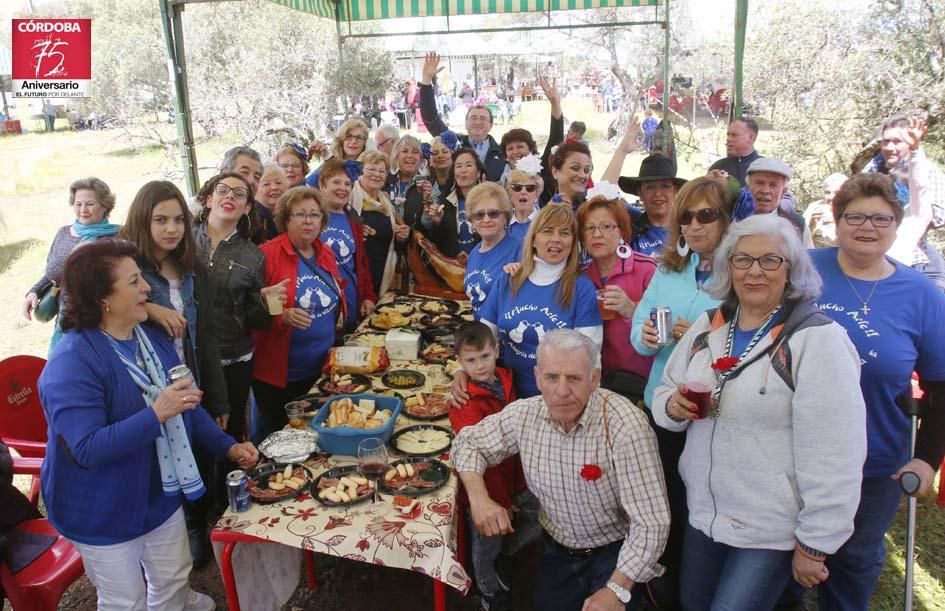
733 0 748 118
159 0 200 196
661 0 670 115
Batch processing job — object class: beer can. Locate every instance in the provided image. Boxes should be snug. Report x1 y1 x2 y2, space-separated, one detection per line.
167 364 196 388
227 470 251 513
650 306 673 346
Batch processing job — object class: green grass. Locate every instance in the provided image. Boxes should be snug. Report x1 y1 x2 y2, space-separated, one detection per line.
2 102 943 609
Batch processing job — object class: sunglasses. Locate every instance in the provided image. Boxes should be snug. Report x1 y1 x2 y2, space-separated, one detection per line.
469 209 504 221
680 207 723 225
510 184 538 193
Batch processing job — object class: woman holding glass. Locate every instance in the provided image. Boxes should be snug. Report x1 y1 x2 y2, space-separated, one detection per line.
252 187 343 438
577 195 656 392
653 214 866 610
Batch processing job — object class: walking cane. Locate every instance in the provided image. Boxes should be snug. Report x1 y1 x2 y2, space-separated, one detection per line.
896 392 922 611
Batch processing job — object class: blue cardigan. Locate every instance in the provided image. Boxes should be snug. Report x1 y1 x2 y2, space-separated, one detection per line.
630 254 721 408
39 326 235 545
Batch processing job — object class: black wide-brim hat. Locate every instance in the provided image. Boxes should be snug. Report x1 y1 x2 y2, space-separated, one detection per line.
618 154 688 196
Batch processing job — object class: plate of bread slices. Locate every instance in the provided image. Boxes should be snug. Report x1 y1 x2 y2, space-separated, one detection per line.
312 465 376 507
245 463 313 504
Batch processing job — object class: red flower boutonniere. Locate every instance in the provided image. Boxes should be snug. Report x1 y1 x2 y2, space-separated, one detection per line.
580 464 603 481
712 357 739 373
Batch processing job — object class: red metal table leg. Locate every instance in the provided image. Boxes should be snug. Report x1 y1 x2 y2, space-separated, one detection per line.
219 541 241 611
304 549 318 590
456 503 467 570
434 580 447 611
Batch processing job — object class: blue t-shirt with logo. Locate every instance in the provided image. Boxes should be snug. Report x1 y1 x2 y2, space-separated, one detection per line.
631 225 669 258
287 259 339 382
479 273 601 398
508 220 531 242
464 234 522 318
321 212 358 325
811 247 945 477
457 197 477 255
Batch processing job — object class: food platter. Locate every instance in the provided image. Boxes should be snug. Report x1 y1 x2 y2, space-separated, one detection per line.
419 299 460 315
390 424 453 457
420 342 454 364
312 465 375 507
369 310 412 331
376 302 415 316
318 373 373 395
258 429 320 463
418 313 463 328
381 369 426 390
246 463 313 504
379 457 451 497
403 392 450 420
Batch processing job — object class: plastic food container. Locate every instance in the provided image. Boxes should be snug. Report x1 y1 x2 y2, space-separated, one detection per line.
385 328 421 361
310 393 404 456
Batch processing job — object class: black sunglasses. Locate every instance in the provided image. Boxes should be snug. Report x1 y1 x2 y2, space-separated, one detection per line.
510 184 538 193
680 208 723 225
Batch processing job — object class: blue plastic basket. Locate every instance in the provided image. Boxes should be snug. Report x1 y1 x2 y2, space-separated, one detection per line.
310 393 404 456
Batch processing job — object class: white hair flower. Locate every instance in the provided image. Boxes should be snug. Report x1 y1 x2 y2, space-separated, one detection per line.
586 180 624 201
515 154 543 176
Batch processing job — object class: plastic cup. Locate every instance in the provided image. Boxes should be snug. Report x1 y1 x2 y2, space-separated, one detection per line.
284 401 307 429
265 292 283 315
682 382 713 419
596 289 616 321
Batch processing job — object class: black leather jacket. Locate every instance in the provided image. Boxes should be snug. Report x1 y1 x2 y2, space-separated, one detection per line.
193 225 271 361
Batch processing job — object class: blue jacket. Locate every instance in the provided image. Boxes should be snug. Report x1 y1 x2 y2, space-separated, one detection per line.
39 326 234 545
630 254 721 408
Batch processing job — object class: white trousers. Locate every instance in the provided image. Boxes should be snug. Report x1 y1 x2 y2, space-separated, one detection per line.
70 507 212 611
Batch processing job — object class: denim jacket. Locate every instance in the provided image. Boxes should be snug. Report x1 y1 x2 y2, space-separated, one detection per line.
140 259 229 417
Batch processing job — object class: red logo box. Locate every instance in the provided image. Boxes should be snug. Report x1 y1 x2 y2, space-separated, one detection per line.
12 18 92 98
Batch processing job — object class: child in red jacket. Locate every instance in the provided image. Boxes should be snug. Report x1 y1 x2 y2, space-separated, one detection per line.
450 322 536 611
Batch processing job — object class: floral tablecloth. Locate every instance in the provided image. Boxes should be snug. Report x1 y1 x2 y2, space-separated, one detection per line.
212 293 472 610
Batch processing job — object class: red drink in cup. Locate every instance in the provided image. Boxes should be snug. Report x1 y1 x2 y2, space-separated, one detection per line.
596 290 616 321
682 382 713 419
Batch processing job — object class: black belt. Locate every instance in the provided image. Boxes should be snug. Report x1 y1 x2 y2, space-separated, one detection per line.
542 531 620 560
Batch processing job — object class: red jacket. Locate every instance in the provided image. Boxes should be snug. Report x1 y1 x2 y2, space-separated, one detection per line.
342 208 378 313
449 367 525 509
252 233 343 388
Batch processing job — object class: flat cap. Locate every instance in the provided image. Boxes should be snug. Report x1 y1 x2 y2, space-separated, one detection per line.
747 157 793 180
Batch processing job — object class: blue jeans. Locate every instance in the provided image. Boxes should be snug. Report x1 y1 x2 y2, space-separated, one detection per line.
680 525 793 611
534 534 640 611
816 476 902 610
470 489 541 597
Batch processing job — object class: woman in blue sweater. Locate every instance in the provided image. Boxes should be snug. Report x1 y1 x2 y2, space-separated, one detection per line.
629 176 736 605
39 240 257 611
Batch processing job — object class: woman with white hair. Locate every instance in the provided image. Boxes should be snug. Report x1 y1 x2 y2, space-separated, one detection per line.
386 134 430 229
652 214 867 610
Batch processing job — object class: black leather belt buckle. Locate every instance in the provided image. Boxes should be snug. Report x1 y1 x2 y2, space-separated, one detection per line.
543 531 604 559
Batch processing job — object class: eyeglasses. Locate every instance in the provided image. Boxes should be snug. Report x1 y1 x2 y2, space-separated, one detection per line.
582 222 619 235
840 212 896 228
470 209 504 221
680 208 723 225
73 200 99 209
729 254 787 271
362 167 387 176
279 163 303 170
213 183 248 200
510 184 538 193
345 134 367 143
290 211 323 221
376 138 392 149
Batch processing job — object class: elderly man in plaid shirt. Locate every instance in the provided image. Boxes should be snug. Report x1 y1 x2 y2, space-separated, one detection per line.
453 329 670 611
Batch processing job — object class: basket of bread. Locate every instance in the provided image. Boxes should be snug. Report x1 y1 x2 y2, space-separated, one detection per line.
311 393 404 455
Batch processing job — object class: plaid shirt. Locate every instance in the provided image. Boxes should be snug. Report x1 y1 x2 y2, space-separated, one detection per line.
453 388 670 583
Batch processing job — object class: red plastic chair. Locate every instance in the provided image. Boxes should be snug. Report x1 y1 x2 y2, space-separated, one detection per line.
0 519 85 611
0 355 48 505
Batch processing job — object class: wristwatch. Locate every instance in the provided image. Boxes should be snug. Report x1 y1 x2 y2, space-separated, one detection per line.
606 581 632 604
